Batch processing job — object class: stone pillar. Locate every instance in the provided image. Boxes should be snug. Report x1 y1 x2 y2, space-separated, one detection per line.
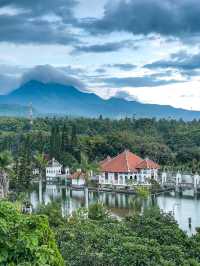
140 173 144 183
137 173 140 184
123 175 125 186
39 178 42 204
161 172 167 185
84 186 89 209
175 172 182 192
194 173 200 193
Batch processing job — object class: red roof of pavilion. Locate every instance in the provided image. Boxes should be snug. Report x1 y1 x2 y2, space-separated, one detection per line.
69 171 86 180
136 158 160 170
100 150 143 173
100 150 159 173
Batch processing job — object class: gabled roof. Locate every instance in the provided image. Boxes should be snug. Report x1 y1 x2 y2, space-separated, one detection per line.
100 156 112 166
100 150 143 173
47 158 62 167
136 159 160 169
69 171 86 180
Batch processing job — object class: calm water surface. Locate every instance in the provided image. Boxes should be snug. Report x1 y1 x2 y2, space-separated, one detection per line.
30 183 200 235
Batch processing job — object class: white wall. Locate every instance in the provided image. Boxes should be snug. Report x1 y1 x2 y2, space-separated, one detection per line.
46 166 62 178
72 178 85 186
99 169 158 186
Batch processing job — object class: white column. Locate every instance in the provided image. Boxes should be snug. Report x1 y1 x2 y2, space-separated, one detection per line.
84 187 89 209
161 172 167 185
39 178 42 204
136 173 140 183
123 175 125 186
176 172 182 186
194 173 200 192
154 170 158 181
140 173 144 183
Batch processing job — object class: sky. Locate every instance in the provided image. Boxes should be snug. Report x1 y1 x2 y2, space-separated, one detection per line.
1 0 200 110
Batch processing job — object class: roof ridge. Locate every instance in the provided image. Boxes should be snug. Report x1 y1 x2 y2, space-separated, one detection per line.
125 150 130 172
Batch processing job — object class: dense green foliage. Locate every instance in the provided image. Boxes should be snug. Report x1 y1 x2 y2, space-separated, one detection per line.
0 200 64 265
37 202 200 266
1 116 200 190
3 116 200 265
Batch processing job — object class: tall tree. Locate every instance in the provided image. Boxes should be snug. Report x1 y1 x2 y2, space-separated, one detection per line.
0 151 12 198
61 124 70 153
34 152 48 204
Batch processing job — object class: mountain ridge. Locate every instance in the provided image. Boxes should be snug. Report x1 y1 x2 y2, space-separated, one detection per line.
0 80 200 120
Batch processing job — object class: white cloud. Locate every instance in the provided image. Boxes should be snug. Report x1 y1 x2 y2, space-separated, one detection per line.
21 65 86 90
125 81 200 111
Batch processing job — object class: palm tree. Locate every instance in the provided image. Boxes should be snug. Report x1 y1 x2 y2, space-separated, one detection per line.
0 151 13 198
80 152 100 186
80 153 100 211
34 153 48 204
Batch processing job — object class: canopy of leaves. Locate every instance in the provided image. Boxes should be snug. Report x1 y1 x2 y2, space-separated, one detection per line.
53 204 200 266
0 200 64 266
1 117 200 173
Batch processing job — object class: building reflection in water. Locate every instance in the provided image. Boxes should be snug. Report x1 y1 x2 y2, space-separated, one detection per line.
30 184 137 216
30 184 200 234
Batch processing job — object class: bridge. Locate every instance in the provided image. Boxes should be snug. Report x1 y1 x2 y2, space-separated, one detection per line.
160 172 200 194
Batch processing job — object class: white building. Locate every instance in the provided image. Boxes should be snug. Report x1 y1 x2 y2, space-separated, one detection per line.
32 168 40 176
99 150 160 187
69 170 86 187
46 158 70 182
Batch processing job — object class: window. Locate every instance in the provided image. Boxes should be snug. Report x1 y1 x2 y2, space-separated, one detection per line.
105 173 108 181
114 173 118 181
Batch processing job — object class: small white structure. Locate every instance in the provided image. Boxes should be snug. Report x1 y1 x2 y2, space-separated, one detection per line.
46 158 62 179
194 173 200 189
32 168 40 175
175 171 182 186
46 158 70 182
161 172 167 185
99 150 160 187
161 171 200 194
69 170 86 187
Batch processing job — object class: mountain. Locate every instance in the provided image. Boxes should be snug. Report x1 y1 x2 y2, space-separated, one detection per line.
0 104 33 117
0 80 200 120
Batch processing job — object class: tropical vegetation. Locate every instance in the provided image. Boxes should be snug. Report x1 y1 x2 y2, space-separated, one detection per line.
1 116 200 191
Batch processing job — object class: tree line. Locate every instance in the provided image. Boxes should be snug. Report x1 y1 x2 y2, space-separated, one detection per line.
0 116 200 191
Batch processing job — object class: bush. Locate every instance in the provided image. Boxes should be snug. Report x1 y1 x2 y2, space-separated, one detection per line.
0 200 64 266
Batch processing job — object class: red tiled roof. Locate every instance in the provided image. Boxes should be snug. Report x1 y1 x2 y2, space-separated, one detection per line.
100 156 112 166
69 172 86 179
136 159 160 169
100 150 143 173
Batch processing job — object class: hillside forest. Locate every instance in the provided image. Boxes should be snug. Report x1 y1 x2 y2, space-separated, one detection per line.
0 116 200 189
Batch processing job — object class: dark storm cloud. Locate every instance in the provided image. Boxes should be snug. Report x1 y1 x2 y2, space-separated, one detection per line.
72 40 137 54
0 0 79 44
0 15 78 44
103 75 182 88
0 0 77 19
81 0 200 38
145 51 200 71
